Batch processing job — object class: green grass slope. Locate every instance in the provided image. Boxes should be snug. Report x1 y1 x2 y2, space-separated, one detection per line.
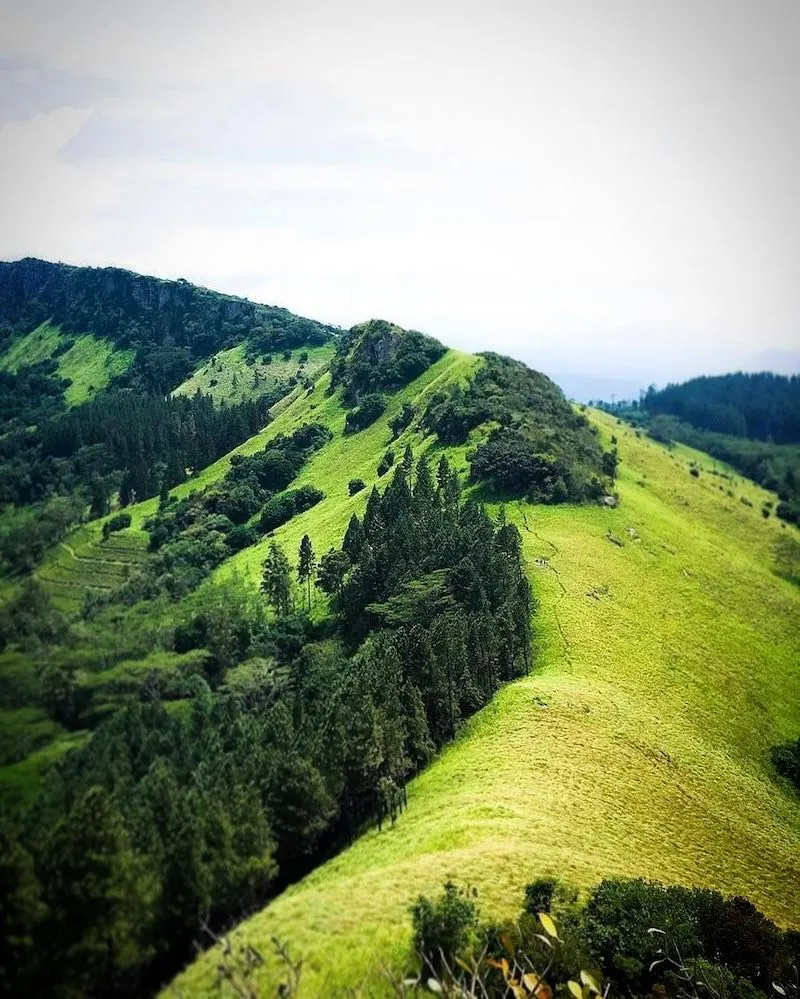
169 411 800 997
173 342 334 406
0 322 134 405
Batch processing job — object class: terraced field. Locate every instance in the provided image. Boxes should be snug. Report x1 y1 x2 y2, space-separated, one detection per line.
37 526 149 613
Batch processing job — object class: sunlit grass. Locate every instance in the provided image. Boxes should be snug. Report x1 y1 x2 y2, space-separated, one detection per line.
168 412 800 998
173 342 335 406
0 322 133 405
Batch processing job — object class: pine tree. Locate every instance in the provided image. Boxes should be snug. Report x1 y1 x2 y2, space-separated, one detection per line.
261 541 292 615
297 534 317 610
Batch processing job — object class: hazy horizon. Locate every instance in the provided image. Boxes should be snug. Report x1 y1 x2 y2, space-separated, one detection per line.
1 0 798 390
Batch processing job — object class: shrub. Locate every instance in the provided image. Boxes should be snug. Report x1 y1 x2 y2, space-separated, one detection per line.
772 737 800 792
377 450 395 477
389 403 415 439
410 881 479 976
690 466 700 478
348 479 366 496
259 493 298 533
523 877 559 914
294 485 324 512
344 393 387 433
103 512 131 539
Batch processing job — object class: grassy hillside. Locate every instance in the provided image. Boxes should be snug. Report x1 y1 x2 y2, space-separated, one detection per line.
0 321 134 405
173 342 334 405
169 410 800 996
36 526 150 614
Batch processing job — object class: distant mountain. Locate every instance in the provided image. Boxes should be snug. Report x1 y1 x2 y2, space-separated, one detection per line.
0 257 336 371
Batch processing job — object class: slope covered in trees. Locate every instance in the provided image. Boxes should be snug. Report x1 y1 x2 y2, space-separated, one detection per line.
599 372 800 525
642 372 800 443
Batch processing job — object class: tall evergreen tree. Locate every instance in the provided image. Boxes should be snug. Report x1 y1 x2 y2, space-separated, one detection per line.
261 541 292 616
297 534 317 610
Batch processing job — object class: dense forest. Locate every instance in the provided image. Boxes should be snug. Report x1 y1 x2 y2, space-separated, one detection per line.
0 454 532 998
598 372 800 524
0 259 336 364
642 372 800 443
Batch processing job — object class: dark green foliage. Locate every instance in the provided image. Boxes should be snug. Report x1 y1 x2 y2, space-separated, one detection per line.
0 258 335 373
642 373 800 443
772 736 800 792
602 395 800 523
389 402 416 439
330 319 446 404
523 876 559 914
348 478 366 496
0 580 69 653
297 535 317 610
0 495 84 576
0 456 534 998
423 354 611 503
377 449 395 476
262 541 293 615
408 876 799 999
344 392 387 433
581 878 793 996
102 512 131 540
259 486 324 533
777 499 800 525
0 387 276 510
136 425 329 601
0 360 68 429
410 881 479 975
260 492 302 533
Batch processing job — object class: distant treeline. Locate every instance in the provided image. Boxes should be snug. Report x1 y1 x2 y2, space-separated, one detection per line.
597 371 800 524
642 372 800 444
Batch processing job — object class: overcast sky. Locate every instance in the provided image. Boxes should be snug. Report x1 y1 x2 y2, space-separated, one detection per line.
0 0 798 390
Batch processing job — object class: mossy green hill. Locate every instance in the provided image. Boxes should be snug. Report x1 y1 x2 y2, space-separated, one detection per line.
167 400 800 995
1 292 798 998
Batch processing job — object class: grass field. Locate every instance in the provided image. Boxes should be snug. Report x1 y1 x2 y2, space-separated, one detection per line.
168 410 800 997
37 526 150 613
173 342 334 406
0 322 134 405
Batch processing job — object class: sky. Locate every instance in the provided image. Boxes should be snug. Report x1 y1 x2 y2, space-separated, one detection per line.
0 0 798 394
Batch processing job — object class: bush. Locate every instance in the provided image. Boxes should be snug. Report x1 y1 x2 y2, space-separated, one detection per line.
344 393 387 433
259 493 298 533
690 466 700 478
103 513 131 539
410 882 479 976
523 877 559 914
377 450 395 477
348 479 366 496
772 737 800 792
294 484 324 512
389 403 415 439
